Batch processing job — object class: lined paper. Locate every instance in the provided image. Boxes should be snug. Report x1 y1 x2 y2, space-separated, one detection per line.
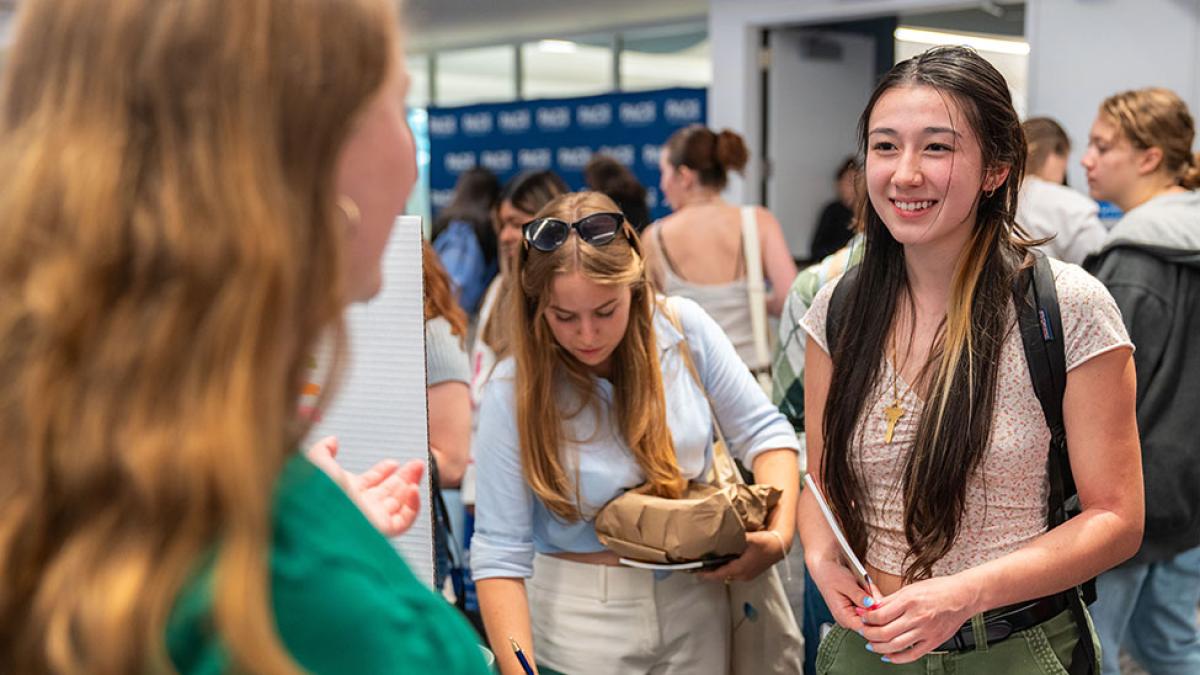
305 216 434 584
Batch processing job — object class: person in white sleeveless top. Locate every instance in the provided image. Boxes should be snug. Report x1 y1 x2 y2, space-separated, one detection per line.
1016 117 1107 264
642 125 797 373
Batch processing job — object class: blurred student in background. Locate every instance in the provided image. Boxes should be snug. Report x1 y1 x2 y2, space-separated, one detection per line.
1016 117 1107 264
471 170 568 405
643 125 797 374
809 157 861 260
0 0 487 672
420 242 474 594
433 167 501 316
585 154 651 232
1082 86 1200 675
423 242 473 489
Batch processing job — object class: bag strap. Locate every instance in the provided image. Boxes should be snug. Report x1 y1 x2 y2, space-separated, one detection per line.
741 206 772 371
1013 252 1071 523
1012 251 1097 675
662 300 742 488
429 463 466 566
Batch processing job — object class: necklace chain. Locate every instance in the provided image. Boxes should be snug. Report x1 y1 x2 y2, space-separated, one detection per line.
883 339 913 444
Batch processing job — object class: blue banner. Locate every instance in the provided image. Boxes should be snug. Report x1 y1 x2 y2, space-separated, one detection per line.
427 87 707 222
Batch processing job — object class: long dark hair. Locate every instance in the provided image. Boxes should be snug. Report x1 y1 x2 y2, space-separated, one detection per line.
432 166 500 264
479 170 569 360
584 154 650 231
822 46 1032 582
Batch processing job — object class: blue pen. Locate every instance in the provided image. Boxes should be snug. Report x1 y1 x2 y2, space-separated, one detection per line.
509 637 535 675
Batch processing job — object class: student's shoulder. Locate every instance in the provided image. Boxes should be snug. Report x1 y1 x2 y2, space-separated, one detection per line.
275 556 486 673
1047 258 1128 342
656 294 714 335
490 356 517 381
1048 257 1113 307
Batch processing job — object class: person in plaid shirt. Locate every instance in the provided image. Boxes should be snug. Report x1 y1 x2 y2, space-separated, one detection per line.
771 231 863 675
772 235 865 437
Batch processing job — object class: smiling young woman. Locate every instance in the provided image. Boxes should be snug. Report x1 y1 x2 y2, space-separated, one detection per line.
796 47 1142 674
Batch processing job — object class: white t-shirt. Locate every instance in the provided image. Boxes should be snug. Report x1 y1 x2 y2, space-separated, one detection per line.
1016 176 1107 265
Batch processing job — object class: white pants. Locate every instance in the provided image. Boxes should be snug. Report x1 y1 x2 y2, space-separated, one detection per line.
528 554 731 675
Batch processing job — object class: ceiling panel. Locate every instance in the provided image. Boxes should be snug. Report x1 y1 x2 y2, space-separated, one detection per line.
404 0 707 52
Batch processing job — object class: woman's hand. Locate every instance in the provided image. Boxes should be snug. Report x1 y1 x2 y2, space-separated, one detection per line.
696 530 787 583
859 575 979 663
306 435 424 537
806 554 880 630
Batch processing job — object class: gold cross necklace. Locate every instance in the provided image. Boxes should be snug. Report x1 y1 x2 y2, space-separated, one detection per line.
883 341 912 444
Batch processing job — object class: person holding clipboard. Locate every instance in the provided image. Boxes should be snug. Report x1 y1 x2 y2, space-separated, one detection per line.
471 192 800 675
797 47 1143 673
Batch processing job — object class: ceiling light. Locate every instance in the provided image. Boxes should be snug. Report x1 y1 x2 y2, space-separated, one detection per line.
894 27 1030 56
538 39 578 54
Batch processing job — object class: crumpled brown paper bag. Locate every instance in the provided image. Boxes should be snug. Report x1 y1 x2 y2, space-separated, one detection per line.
594 481 782 563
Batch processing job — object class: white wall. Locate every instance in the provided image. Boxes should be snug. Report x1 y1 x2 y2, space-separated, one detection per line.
712 0 1200 205
708 0 979 205
767 30 875 257
1026 0 1200 190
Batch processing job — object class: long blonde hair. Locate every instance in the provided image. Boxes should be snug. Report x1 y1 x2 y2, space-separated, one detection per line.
510 192 685 520
0 0 398 672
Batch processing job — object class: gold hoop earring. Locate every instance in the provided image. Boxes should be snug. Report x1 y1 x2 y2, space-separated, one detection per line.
337 196 361 236
985 187 998 198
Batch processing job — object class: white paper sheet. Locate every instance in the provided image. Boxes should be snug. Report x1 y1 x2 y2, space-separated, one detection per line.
305 215 434 584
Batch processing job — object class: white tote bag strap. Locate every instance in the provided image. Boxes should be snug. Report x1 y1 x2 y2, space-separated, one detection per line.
740 206 771 375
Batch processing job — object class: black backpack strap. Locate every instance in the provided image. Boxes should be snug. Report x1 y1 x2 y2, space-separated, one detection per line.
825 264 862 359
1012 251 1097 675
1014 252 1072 522
429 461 468 601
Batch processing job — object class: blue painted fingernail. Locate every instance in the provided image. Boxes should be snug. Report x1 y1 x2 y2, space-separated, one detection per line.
881 657 892 663
865 644 874 653
861 616 869 624
862 596 875 608
857 630 864 637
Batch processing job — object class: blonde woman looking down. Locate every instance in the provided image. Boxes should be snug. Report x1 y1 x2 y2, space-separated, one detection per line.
472 192 800 675
642 126 798 372
0 1 487 673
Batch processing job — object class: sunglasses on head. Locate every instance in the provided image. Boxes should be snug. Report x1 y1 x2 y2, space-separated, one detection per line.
522 212 627 253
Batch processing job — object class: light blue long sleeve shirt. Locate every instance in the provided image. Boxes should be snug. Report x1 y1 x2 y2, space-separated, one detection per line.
471 296 800 581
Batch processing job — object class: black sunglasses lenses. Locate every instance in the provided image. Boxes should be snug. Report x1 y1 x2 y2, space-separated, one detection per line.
576 214 621 245
526 218 570 252
524 213 625 252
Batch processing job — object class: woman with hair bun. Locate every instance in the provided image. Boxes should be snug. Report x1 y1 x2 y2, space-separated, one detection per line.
643 125 797 374
1081 86 1200 675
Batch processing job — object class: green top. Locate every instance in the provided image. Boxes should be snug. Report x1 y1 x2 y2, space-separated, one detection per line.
771 233 865 430
167 455 489 674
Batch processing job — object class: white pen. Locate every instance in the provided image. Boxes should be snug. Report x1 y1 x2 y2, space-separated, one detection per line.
804 473 875 592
